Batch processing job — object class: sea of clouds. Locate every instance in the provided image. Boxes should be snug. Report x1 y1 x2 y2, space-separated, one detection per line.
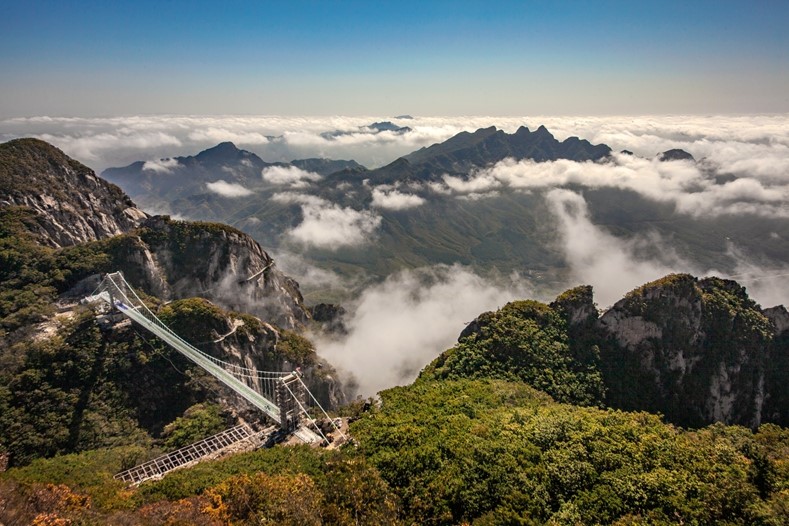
4 113 788 173
3 114 788 395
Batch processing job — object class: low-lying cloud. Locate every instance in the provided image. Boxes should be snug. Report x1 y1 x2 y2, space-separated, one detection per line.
436 154 789 218
545 188 789 308
261 165 322 187
142 157 180 173
314 265 533 397
272 192 381 249
546 189 692 307
205 179 254 197
371 187 426 210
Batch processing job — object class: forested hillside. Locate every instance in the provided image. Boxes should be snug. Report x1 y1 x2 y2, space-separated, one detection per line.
1 138 787 525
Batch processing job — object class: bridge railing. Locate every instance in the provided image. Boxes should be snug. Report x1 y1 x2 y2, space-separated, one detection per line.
90 272 288 422
86 271 345 443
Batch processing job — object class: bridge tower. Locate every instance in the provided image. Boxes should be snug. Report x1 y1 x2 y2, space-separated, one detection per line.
276 373 307 430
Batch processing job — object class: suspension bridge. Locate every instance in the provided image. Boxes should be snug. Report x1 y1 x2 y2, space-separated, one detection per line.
84 271 344 485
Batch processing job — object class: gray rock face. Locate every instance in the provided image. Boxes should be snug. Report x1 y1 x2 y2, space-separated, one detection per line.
763 305 789 335
592 274 786 428
112 216 310 330
0 138 147 247
197 307 346 411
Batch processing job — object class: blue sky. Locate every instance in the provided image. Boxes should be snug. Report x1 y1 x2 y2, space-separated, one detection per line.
1 0 788 116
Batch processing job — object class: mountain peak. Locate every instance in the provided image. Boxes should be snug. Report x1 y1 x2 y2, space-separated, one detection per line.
658 148 695 162
534 124 554 138
475 125 498 135
195 141 242 161
402 124 611 174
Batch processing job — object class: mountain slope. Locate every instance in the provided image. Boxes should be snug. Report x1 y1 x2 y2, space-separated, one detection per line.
0 139 345 468
0 139 147 247
424 273 788 428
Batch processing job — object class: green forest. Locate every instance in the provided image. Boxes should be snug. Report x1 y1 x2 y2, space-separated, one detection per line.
1 174 787 524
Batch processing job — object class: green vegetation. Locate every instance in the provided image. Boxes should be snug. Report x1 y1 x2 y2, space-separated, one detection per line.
0 309 215 467
161 403 228 450
0 139 90 198
3 379 785 525
158 298 229 344
423 299 605 406
1 445 399 525
0 206 112 333
352 379 788 525
278 329 319 365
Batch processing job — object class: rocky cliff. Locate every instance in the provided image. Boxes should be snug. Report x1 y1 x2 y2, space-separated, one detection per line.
587 274 785 427
0 138 310 330
0 139 147 247
435 274 787 428
105 216 309 329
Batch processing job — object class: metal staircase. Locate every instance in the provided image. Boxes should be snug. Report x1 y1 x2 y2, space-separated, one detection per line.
114 424 274 485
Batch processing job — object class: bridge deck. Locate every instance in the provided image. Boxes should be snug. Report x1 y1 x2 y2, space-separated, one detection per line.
114 300 282 422
114 424 272 485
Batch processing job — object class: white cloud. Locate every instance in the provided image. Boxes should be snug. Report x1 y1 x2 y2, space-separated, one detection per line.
545 188 789 308
314 265 533 396
205 179 254 197
546 188 690 307
5 114 789 179
271 250 353 293
261 165 322 187
272 192 381 249
370 187 426 210
142 157 180 173
434 154 789 218
715 244 789 309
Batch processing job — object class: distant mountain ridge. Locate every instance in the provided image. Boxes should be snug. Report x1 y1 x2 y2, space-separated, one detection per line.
95 127 789 302
333 125 612 185
102 141 362 203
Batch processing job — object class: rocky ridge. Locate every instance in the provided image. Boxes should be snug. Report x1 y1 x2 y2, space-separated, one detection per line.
0 139 147 247
563 274 787 427
439 274 787 428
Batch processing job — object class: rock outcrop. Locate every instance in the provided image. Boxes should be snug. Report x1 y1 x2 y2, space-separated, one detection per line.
157 298 345 411
107 216 310 329
589 274 786 428
0 138 147 247
657 148 695 162
452 274 787 428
